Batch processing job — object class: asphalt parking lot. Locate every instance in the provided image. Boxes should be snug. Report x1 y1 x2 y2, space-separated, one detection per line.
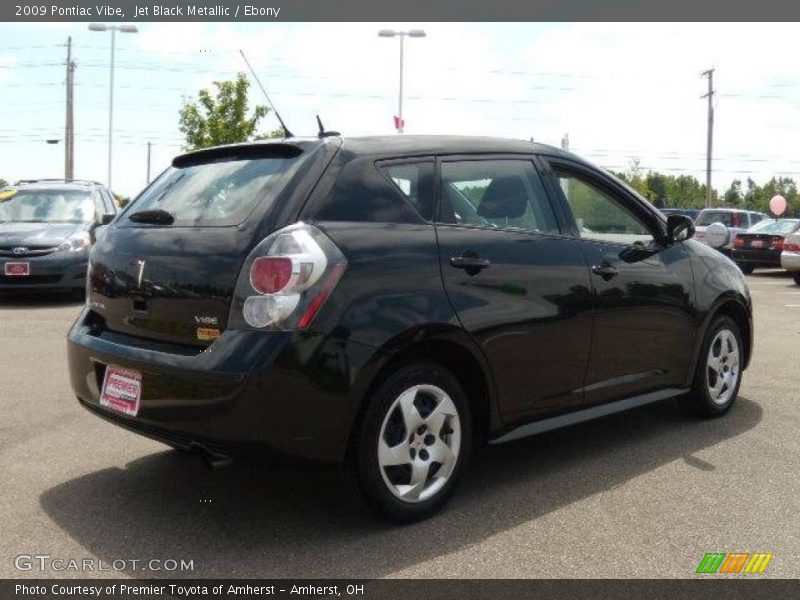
1 270 798 579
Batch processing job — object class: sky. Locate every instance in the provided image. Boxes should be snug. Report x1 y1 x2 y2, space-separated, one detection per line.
1 22 800 199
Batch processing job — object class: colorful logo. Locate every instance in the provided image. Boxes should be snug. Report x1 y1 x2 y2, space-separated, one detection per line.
696 552 773 574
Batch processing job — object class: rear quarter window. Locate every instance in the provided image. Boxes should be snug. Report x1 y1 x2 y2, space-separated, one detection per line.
307 156 428 224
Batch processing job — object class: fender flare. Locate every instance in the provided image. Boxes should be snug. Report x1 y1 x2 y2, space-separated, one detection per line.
685 292 753 387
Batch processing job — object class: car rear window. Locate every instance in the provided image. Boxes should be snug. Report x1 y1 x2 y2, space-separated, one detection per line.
123 154 298 227
696 210 735 227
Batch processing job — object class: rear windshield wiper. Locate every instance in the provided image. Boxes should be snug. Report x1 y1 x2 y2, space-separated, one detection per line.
128 208 175 225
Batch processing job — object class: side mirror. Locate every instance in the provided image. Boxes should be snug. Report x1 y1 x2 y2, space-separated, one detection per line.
666 214 695 243
99 213 115 225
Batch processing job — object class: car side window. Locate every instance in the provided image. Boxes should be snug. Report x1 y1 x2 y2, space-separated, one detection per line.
555 170 655 246
437 159 559 235
379 161 435 221
99 189 116 214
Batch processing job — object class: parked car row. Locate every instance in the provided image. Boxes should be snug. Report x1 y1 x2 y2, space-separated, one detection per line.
662 206 800 283
693 208 767 254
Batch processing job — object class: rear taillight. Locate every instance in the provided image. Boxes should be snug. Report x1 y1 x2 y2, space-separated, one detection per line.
734 235 745 248
784 242 800 252
772 237 784 251
250 257 293 294
229 223 347 331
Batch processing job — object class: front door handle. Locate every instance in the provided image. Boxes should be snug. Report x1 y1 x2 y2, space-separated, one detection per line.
450 255 491 276
591 263 619 281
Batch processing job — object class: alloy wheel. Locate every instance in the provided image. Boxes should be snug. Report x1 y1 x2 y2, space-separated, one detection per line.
706 328 740 406
377 384 461 503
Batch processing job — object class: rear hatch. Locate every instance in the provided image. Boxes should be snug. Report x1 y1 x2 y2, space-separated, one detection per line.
87 141 334 349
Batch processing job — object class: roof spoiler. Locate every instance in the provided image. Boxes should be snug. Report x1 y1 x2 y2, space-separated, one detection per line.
173 143 304 168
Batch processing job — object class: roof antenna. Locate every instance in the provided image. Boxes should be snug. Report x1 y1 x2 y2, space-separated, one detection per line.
239 49 293 138
316 114 340 138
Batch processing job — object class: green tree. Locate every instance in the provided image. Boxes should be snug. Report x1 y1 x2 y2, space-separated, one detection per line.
645 172 668 207
0 178 8 188
611 159 652 200
743 177 760 210
723 179 743 206
178 73 280 151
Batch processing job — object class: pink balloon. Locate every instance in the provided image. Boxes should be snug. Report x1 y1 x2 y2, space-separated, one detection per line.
769 195 787 216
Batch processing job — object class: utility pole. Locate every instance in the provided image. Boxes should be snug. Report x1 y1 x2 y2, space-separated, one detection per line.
64 36 76 180
702 68 715 208
146 140 151 184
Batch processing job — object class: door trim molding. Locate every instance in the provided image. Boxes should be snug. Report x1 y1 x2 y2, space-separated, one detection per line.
490 387 687 445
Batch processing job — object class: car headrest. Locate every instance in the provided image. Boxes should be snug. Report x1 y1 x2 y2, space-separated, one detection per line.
477 176 528 219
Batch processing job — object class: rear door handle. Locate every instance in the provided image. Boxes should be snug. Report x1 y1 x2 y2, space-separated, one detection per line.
591 263 619 280
450 255 491 275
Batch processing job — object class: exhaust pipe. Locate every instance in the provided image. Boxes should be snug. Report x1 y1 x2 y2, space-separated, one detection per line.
188 442 233 470
204 453 234 470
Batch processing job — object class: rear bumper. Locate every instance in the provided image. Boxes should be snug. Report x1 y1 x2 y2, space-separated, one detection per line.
781 252 800 272
67 308 382 463
732 248 782 267
0 251 87 290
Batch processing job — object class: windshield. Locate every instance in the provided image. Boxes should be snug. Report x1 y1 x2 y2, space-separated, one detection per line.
0 188 95 224
748 219 800 235
125 155 296 227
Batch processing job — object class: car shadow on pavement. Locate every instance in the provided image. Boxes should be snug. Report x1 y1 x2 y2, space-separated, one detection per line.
39 396 762 578
0 291 83 309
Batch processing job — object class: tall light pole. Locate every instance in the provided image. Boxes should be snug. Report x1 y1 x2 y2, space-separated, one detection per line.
378 29 426 134
88 23 138 191
701 68 715 208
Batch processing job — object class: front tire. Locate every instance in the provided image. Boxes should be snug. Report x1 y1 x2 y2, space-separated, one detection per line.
680 316 743 417
737 262 754 275
792 272 800 286
349 363 472 523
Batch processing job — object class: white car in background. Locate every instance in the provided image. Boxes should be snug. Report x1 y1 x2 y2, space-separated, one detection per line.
781 231 800 285
694 208 768 255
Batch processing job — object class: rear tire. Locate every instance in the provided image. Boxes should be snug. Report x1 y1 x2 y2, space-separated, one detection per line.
737 262 754 275
680 315 743 418
348 362 472 523
793 272 800 286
